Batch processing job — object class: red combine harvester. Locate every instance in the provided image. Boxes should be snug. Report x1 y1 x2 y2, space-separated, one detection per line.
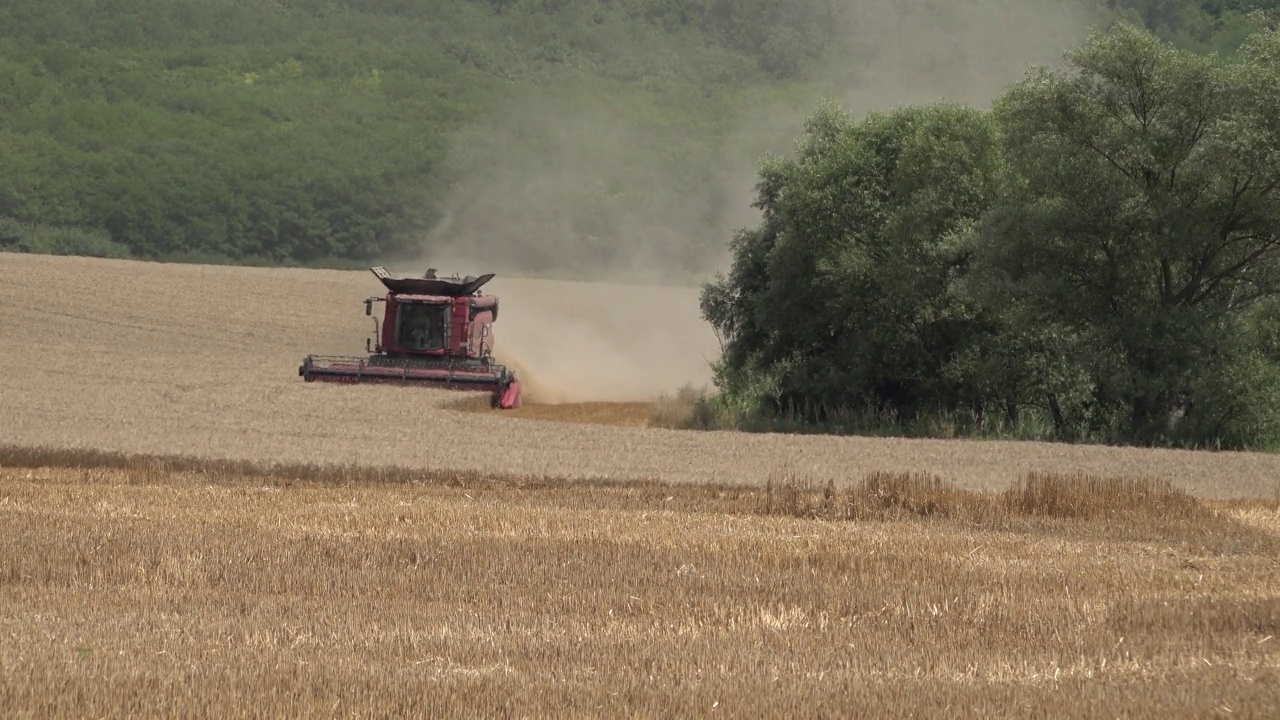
298 266 522 408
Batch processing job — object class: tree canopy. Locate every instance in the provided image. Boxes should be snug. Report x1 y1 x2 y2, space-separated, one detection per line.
701 102 1002 419
703 18 1280 449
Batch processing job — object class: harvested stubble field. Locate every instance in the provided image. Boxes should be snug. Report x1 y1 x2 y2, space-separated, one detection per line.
1 450 1278 717
3 253 1280 717
3 252 1280 498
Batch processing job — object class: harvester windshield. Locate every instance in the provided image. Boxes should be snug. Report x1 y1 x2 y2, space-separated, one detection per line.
396 303 449 352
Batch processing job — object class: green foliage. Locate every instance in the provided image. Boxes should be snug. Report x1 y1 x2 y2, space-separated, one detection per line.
707 20 1280 450
1 0 1265 273
1104 1 1280 53
702 100 1002 421
983 19 1280 444
0 0 481 264
0 0 848 270
0 217 132 259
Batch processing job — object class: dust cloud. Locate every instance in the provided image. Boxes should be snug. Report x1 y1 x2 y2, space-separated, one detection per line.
374 267 722 403
491 277 720 403
828 0 1095 113
391 1 1097 403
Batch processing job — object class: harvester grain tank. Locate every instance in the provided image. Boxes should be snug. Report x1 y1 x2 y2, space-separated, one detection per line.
298 266 522 408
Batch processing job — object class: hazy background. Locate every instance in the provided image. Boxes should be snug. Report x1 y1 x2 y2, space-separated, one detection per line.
395 0 1098 400
404 0 1096 286
0 0 1116 402
3 0 1249 275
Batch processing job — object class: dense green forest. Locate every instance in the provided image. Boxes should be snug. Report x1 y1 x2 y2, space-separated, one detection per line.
701 18 1280 450
2 1 1274 276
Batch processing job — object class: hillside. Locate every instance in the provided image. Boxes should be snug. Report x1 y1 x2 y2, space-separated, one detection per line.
0 1 1212 278
0 0 814 276
2 1 1275 279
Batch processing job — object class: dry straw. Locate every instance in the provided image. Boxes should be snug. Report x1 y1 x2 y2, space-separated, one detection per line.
2 447 1278 717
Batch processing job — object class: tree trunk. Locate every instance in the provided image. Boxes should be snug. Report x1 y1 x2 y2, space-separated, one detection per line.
1130 395 1154 444
1047 393 1066 437
1130 390 1174 445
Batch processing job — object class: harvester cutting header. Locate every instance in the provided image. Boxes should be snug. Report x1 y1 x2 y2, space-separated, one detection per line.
298 266 522 408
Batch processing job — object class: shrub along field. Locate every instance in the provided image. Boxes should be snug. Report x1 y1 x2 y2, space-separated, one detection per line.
1 449 1277 716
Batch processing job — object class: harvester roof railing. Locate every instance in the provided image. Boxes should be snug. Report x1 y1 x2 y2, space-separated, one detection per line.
370 267 495 297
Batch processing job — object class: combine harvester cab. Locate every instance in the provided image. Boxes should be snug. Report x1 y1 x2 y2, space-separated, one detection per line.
298 266 522 408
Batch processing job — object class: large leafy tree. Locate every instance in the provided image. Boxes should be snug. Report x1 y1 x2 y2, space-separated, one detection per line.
979 20 1280 443
701 101 1002 420
705 20 1280 448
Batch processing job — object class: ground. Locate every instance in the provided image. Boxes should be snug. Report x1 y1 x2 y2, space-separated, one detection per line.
1 253 1278 717
3 253 1280 497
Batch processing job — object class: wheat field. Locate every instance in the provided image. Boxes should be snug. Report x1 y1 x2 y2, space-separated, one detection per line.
2 252 1280 497
2 456 1278 718
4 253 1280 717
